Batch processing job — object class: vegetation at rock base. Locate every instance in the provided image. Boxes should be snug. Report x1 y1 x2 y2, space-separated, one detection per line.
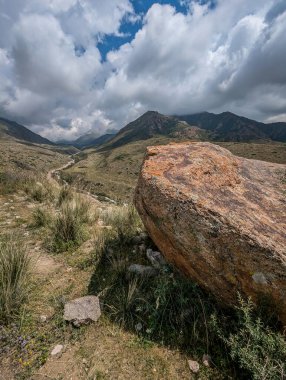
89 204 286 380
212 297 286 380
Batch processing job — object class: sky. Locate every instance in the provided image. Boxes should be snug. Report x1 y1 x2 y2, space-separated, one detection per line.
0 0 286 141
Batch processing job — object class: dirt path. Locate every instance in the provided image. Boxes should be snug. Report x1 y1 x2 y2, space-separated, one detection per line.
47 157 76 188
48 154 116 205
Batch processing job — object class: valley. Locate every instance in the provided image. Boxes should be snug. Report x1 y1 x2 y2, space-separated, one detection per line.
0 111 285 380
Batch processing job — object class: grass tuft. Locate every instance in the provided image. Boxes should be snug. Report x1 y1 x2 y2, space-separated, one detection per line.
0 236 31 323
50 196 90 252
31 207 51 228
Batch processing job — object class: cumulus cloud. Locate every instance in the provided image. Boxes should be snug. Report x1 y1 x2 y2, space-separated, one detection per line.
0 0 285 140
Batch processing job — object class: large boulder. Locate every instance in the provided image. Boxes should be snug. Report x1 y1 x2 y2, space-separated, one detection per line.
135 142 286 324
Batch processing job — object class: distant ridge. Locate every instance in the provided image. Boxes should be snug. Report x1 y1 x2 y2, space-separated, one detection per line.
176 111 286 142
0 117 53 145
72 131 115 148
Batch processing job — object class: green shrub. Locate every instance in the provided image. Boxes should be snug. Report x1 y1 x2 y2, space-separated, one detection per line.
212 296 286 380
0 236 31 322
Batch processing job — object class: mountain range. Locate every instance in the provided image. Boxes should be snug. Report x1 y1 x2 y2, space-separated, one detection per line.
1 111 286 150
176 111 286 142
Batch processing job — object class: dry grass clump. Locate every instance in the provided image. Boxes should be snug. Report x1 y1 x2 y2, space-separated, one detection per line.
0 236 31 322
31 207 51 228
50 196 91 252
101 204 143 242
0 170 33 195
57 186 73 206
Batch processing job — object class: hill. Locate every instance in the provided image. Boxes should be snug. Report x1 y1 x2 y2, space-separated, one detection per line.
176 111 286 142
103 111 206 149
0 117 53 145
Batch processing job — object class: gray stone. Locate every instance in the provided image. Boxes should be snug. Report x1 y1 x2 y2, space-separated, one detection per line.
252 272 268 285
138 244 146 253
51 344 64 357
188 360 200 374
39 315 47 323
132 235 142 244
64 296 101 327
202 354 212 367
128 264 157 277
146 249 166 269
139 232 149 241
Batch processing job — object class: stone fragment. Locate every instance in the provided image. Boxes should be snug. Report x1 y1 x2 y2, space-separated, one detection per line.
51 344 64 357
146 248 166 269
128 264 157 277
188 360 200 374
64 296 101 327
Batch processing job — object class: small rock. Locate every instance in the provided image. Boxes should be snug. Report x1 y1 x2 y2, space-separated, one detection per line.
135 322 143 332
146 249 166 269
39 315 47 323
139 232 148 240
51 344 64 357
128 264 157 277
138 244 146 253
64 296 101 327
132 235 142 244
202 354 211 367
188 360 200 374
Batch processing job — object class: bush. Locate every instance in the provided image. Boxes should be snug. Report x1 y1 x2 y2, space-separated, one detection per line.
212 296 286 380
0 236 31 322
90 205 213 351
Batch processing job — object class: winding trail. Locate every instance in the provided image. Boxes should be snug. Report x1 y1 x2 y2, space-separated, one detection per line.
47 154 116 205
